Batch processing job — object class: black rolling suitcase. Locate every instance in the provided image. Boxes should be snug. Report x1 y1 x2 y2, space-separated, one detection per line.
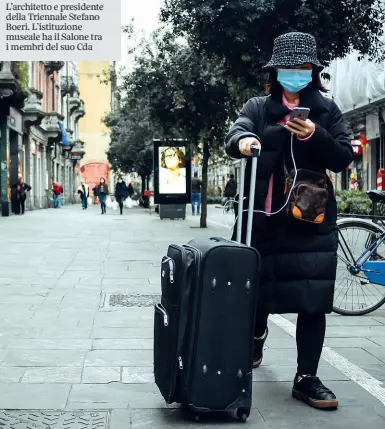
154 146 261 422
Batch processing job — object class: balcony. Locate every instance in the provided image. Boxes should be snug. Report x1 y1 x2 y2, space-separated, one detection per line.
23 89 45 128
60 75 78 97
40 111 65 143
73 139 85 147
68 89 81 114
70 139 86 161
44 61 65 74
73 100 86 122
0 61 29 109
65 128 74 146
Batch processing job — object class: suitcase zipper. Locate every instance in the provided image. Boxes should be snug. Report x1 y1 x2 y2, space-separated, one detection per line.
178 356 183 369
162 256 175 284
168 244 190 401
181 245 202 398
169 259 175 283
155 303 169 326
168 244 199 402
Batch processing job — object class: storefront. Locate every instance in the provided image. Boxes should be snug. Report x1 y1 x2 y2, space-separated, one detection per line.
376 121 385 177
347 138 366 191
28 124 49 210
7 107 24 215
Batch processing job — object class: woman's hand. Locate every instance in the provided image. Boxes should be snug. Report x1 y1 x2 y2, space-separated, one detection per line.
285 118 315 139
238 137 261 156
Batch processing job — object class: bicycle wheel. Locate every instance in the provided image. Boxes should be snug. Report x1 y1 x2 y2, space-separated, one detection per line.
334 218 385 315
223 199 231 216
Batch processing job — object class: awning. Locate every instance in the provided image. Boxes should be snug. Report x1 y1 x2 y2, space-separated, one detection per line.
325 27 385 115
59 121 69 146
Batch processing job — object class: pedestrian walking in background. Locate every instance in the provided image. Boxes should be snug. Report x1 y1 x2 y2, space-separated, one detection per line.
11 175 31 215
127 182 134 199
226 32 353 409
224 174 237 209
191 172 202 216
114 177 128 215
52 181 63 208
95 177 109 214
77 182 90 210
93 184 100 205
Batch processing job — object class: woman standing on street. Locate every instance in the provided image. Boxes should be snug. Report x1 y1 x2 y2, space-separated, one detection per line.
225 32 353 409
77 182 90 210
11 175 31 215
95 177 109 214
114 177 128 215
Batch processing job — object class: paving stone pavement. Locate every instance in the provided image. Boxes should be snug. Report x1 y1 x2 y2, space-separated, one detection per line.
0 204 384 428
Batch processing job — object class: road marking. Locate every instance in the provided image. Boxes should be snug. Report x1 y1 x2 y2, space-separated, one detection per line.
208 217 232 229
269 314 385 406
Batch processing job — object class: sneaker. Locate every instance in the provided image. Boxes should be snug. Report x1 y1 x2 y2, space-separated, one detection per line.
253 327 268 368
292 375 338 409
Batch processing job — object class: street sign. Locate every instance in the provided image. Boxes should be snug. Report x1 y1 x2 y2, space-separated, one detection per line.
71 152 82 160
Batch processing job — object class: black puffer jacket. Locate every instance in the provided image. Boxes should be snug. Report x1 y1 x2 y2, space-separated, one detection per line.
115 181 128 200
225 87 353 314
224 178 237 197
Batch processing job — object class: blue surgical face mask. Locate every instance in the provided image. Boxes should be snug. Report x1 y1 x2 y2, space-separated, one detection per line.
277 69 312 93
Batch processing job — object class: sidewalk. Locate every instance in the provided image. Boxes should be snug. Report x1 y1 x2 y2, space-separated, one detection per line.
0 204 384 428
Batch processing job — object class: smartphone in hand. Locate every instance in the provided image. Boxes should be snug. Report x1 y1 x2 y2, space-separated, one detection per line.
289 107 310 121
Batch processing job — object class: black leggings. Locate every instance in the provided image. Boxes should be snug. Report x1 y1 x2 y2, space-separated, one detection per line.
14 199 26 215
255 311 326 376
117 198 124 214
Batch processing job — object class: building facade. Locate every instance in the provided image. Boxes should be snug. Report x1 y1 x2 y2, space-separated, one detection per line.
207 154 234 197
325 38 385 192
0 61 87 216
78 61 114 194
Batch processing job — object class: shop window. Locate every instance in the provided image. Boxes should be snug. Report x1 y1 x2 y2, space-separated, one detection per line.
347 157 363 191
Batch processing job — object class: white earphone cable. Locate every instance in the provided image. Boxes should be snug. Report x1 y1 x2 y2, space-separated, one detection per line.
226 132 297 231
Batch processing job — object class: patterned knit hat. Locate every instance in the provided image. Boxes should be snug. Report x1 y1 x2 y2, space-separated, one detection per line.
263 32 323 71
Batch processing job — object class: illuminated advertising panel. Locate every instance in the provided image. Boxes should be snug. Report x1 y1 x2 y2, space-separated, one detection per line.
153 140 191 205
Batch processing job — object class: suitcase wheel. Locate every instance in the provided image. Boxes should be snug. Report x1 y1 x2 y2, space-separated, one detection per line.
181 404 201 421
236 408 250 422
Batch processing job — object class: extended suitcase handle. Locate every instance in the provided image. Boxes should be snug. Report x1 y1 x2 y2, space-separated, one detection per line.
236 143 261 247
250 144 261 158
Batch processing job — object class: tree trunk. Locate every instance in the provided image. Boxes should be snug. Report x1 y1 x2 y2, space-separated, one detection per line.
140 175 146 194
146 175 150 190
200 139 209 228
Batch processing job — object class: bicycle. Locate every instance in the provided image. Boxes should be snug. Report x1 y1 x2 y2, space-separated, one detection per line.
222 197 236 215
334 189 385 315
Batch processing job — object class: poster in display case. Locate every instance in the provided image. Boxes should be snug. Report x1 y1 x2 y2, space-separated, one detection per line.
153 139 191 205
